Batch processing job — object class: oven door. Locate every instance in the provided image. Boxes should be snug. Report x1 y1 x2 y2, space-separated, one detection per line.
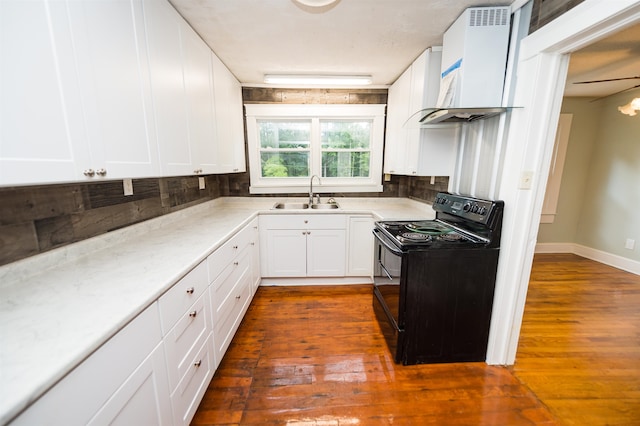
372 228 405 363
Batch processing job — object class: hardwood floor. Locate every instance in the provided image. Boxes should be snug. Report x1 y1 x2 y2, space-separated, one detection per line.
511 253 640 425
192 254 640 425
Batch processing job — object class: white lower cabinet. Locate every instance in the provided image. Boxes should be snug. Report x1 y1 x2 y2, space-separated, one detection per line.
11 304 172 425
347 215 375 276
87 343 171 426
169 333 215 425
209 246 253 362
259 215 347 277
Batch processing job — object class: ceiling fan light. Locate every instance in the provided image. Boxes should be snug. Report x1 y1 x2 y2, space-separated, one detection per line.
618 97 640 116
293 0 338 7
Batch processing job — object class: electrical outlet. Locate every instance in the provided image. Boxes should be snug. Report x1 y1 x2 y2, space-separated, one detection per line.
198 177 205 190
430 176 435 185
384 173 391 182
625 238 635 250
123 178 133 196
518 171 534 190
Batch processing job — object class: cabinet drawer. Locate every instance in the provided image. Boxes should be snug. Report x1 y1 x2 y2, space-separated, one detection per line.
158 261 208 333
207 225 252 283
210 247 250 314
212 267 252 361
260 214 346 230
164 291 211 391
170 333 215 426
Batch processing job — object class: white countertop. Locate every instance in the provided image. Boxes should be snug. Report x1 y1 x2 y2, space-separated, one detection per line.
0 196 434 424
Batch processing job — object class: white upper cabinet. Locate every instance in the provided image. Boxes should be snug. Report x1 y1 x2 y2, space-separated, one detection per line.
182 24 218 175
144 0 193 176
211 53 246 174
67 0 160 179
384 47 459 177
1 0 246 187
0 1 89 185
383 65 411 175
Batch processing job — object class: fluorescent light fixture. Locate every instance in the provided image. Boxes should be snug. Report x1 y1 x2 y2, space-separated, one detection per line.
263 74 372 86
618 97 640 116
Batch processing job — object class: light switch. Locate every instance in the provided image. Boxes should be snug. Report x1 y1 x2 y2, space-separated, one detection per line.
518 171 534 190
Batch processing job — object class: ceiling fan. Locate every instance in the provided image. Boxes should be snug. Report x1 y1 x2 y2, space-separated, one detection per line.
573 75 640 101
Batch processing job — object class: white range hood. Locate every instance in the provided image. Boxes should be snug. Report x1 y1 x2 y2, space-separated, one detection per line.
419 6 511 124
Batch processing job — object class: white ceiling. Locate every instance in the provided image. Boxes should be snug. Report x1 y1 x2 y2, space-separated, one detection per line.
565 22 640 98
169 0 509 86
169 0 640 98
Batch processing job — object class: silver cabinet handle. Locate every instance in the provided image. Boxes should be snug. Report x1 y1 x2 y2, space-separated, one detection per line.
83 169 95 177
186 287 194 294
235 295 241 300
233 261 239 266
189 311 197 318
233 245 238 249
95 168 107 176
194 360 202 367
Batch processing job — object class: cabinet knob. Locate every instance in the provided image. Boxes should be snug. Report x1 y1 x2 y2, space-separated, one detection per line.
189 311 197 318
95 168 107 176
186 287 194 294
304 220 308 224
194 360 202 367
194 168 203 174
251 242 255 246
233 245 238 249
83 169 95 177
233 261 239 266
307 231 311 235
235 295 241 300
233 168 239 172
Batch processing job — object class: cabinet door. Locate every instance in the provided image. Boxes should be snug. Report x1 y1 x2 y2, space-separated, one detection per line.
248 219 261 292
183 25 218 174
144 0 193 176
263 229 307 277
347 216 374 276
0 1 89 185
211 52 246 173
383 66 411 175
87 343 172 426
306 229 346 277
68 0 160 179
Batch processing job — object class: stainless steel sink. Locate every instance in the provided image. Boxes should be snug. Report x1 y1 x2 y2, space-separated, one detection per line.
272 202 340 210
272 202 309 210
310 203 340 209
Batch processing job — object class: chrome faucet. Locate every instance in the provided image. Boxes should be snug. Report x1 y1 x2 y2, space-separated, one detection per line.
309 174 321 205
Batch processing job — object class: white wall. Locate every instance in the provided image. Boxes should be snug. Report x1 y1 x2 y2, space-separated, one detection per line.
538 91 640 265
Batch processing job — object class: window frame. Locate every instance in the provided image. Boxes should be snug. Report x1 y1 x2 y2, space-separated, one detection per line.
245 104 385 194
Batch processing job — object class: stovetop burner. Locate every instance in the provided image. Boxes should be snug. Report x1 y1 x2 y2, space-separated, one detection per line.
397 232 433 243
405 221 451 235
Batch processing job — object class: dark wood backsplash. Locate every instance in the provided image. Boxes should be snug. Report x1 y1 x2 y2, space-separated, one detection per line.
0 87 449 266
529 0 585 33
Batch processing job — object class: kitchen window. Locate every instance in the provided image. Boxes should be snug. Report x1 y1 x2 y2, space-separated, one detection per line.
245 104 385 194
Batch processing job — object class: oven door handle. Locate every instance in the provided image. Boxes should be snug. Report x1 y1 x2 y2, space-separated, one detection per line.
372 228 404 256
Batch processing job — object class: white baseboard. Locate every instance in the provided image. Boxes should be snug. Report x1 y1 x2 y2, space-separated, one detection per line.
260 277 373 286
535 242 640 275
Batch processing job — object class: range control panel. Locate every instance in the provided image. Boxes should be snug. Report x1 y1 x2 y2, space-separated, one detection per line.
432 192 502 225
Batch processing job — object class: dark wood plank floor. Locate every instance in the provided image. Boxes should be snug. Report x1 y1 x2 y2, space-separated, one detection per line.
511 253 640 425
192 254 640 425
